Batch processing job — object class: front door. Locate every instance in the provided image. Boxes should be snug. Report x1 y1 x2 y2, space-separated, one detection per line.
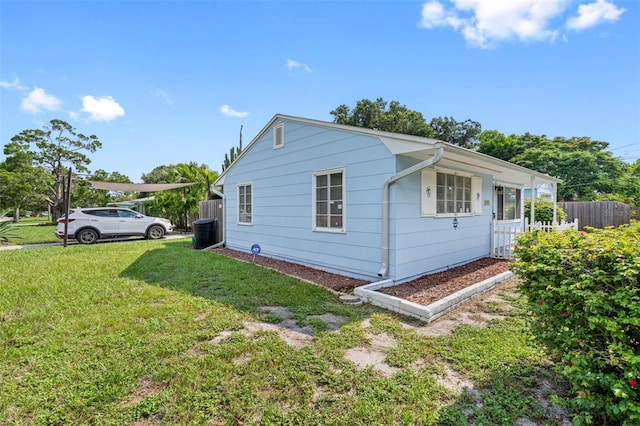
492 185 523 258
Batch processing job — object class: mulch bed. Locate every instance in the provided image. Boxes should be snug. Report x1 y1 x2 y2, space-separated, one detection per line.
211 248 511 304
378 258 511 306
212 247 369 292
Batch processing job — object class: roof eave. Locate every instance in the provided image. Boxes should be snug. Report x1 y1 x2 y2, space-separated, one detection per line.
214 113 562 187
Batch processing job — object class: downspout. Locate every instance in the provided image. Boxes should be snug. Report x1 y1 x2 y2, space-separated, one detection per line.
530 176 536 227
203 187 226 250
378 144 444 278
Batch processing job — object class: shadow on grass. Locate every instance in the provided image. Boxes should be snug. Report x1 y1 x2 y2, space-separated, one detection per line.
119 239 373 325
437 364 572 426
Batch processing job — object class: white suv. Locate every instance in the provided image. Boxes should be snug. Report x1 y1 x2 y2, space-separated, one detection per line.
56 207 173 244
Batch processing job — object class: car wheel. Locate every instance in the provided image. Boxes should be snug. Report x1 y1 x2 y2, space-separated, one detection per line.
77 229 99 244
147 225 165 240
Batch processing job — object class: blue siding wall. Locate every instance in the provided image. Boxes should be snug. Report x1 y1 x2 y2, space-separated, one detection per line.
389 156 494 283
222 119 505 284
223 119 396 280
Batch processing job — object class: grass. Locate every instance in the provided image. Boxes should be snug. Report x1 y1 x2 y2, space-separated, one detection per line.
0 239 569 424
0 216 58 245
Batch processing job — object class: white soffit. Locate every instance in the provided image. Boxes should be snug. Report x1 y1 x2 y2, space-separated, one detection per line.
379 136 437 158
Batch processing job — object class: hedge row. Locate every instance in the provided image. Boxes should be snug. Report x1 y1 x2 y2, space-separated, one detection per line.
512 226 639 425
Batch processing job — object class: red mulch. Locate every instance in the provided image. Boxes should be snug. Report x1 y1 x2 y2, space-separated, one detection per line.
211 248 511 304
378 258 511 305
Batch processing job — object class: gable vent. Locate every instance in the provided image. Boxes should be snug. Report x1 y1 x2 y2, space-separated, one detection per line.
273 123 284 149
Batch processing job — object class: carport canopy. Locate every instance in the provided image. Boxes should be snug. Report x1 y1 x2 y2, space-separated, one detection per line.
87 181 196 192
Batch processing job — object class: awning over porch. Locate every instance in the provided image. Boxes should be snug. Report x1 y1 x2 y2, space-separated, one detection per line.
378 136 561 187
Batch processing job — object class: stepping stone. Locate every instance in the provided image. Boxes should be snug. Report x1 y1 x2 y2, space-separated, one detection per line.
339 294 363 305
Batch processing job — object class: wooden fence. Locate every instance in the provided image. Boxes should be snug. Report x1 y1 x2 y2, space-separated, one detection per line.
558 201 630 231
198 198 224 244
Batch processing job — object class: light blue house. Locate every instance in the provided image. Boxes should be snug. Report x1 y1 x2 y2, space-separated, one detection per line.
214 114 561 284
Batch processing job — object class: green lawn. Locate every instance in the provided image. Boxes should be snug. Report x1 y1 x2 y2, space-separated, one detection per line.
0 239 566 425
1 217 59 245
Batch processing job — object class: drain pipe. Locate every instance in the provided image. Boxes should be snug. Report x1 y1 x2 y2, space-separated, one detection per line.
203 187 226 250
377 144 444 278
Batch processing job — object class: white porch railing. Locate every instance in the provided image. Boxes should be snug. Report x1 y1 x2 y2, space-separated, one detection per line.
491 218 579 259
524 217 579 233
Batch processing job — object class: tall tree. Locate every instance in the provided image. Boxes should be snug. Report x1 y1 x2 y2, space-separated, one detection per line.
477 130 526 161
512 136 626 200
222 125 244 172
4 119 102 220
330 98 433 137
0 159 49 221
479 132 628 201
141 164 176 184
429 116 482 149
330 98 483 146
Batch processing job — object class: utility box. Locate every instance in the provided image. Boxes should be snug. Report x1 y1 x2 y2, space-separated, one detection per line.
192 218 217 249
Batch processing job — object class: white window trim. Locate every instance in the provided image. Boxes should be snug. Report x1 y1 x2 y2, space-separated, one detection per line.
312 167 346 233
273 123 284 149
494 182 523 222
237 181 253 225
422 168 481 218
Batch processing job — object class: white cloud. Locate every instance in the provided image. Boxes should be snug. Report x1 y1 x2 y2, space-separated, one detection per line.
566 0 625 31
21 87 61 113
81 95 125 122
220 104 249 118
0 77 28 91
286 59 312 73
152 89 174 105
419 0 624 48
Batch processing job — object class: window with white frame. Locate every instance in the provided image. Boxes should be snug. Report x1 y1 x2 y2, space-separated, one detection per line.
238 183 252 224
421 169 482 217
437 172 472 214
313 168 344 231
496 186 521 220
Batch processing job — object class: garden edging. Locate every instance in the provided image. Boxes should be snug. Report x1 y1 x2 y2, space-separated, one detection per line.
354 271 515 323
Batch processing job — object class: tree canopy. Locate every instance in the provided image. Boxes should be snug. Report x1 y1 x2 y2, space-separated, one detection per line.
330 98 482 148
478 131 636 203
2 119 103 220
330 99 637 204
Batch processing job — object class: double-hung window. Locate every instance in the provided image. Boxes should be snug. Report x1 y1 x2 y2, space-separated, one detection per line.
238 182 252 225
313 168 345 232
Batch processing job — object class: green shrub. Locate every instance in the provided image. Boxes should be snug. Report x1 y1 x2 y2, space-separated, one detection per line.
511 226 640 425
524 199 567 223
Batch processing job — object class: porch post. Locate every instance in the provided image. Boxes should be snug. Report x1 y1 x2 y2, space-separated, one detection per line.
530 176 536 224
552 182 558 224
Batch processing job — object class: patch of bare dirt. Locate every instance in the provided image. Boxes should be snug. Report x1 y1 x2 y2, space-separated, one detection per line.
206 249 572 425
122 376 165 409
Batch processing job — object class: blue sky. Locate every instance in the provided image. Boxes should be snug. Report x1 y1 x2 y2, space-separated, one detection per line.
1 0 639 182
